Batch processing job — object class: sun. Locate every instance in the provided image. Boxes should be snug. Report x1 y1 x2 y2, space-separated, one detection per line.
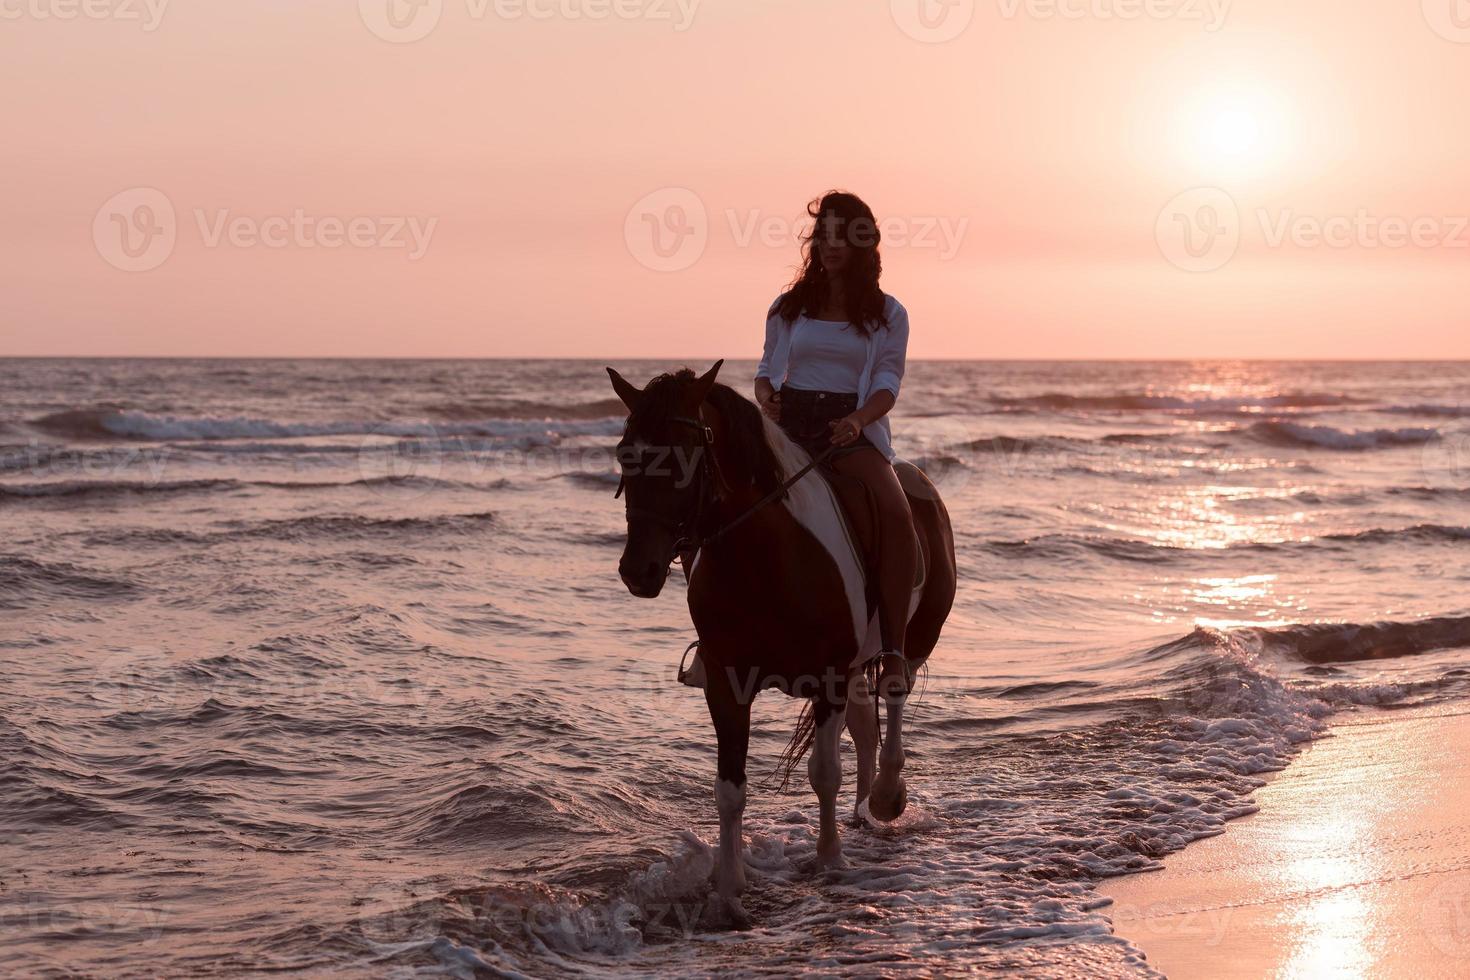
1208 108 1261 156
1181 85 1292 177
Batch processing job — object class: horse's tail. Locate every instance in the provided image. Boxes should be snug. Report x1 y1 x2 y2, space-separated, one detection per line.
767 701 817 792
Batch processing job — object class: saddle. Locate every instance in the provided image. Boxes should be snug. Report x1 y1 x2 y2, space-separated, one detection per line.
676 458 929 690
817 458 929 614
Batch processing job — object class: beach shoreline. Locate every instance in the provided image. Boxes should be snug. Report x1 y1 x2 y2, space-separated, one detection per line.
1100 706 1470 979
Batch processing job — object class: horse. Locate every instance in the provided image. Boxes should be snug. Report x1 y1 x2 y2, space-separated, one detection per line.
607 360 956 925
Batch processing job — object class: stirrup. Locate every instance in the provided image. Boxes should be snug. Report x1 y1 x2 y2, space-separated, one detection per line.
678 640 707 690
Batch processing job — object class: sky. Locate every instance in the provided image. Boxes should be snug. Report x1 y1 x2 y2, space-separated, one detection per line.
2 0 1468 359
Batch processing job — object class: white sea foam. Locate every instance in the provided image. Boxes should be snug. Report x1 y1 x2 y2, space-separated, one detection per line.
30 408 620 444
1250 420 1439 449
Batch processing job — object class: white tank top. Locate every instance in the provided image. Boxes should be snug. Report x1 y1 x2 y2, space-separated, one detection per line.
783 316 867 394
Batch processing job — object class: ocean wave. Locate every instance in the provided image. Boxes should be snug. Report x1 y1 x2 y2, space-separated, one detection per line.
399 782 589 846
910 453 970 478
425 397 626 421
354 641 1325 976
992 392 1360 414
76 511 500 549
0 478 233 501
1248 420 1438 450
0 556 143 609
982 523 1470 563
1316 523 1470 546
1380 403 1470 418
222 511 498 542
27 408 619 444
1232 615 1470 665
1386 485 1470 500
957 435 1075 454
951 430 1193 456
0 474 499 503
0 443 182 475
552 470 621 491
983 533 1175 563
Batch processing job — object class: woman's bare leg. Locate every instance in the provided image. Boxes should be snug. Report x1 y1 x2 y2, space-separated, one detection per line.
829 447 918 655
830 447 917 821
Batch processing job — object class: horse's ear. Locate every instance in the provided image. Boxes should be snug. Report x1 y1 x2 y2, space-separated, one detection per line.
690 360 724 403
606 367 643 412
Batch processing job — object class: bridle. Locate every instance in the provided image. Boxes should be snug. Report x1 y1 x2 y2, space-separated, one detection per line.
615 413 717 565
615 407 837 571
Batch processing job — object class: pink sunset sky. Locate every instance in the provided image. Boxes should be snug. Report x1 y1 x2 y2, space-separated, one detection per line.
3 0 1468 359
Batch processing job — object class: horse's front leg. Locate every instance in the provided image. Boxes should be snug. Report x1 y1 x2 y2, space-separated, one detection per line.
809 686 848 869
705 666 752 927
845 670 878 822
868 653 911 822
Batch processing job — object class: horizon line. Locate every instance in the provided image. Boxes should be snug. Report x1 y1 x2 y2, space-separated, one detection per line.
4 355 1469 364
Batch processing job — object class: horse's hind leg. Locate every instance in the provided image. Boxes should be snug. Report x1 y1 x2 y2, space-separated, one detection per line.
846 671 878 822
809 693 848 870
868 654 911 822
868 466 956 823
705 669 752 927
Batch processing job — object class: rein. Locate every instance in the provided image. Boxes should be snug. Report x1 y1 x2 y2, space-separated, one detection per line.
616 410 838 566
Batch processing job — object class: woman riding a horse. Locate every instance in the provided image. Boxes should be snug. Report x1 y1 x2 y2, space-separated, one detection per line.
755 190 917 677
608 191 955 927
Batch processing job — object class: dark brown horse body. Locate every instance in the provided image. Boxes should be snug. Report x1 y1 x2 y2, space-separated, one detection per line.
609 362 956 925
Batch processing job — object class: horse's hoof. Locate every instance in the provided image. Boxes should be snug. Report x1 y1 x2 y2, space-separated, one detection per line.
709 893 752 931
814 848 848 872
867 778 908 822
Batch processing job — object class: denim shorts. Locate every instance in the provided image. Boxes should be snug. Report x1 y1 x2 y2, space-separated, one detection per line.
776 387 875 459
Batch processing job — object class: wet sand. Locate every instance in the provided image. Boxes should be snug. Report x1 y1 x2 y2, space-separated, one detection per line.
1101 708 1470 979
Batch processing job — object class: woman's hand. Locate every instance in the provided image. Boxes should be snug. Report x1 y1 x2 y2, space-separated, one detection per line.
829 413 864 446
759 391 781 422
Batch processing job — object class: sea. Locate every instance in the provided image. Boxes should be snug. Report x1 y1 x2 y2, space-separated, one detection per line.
2 358 1468 977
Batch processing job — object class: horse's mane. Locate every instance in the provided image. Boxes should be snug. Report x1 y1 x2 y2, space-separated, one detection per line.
626 370 784 499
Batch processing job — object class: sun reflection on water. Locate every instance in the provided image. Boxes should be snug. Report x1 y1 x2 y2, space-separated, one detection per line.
1276 809 1379 979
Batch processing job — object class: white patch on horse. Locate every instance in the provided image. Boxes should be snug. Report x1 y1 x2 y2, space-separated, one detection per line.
758 415 868 652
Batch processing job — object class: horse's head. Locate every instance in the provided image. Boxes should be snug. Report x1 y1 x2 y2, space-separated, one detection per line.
607 360 723 598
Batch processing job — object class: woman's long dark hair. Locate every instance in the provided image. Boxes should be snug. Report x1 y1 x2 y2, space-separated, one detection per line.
775 191 889 336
